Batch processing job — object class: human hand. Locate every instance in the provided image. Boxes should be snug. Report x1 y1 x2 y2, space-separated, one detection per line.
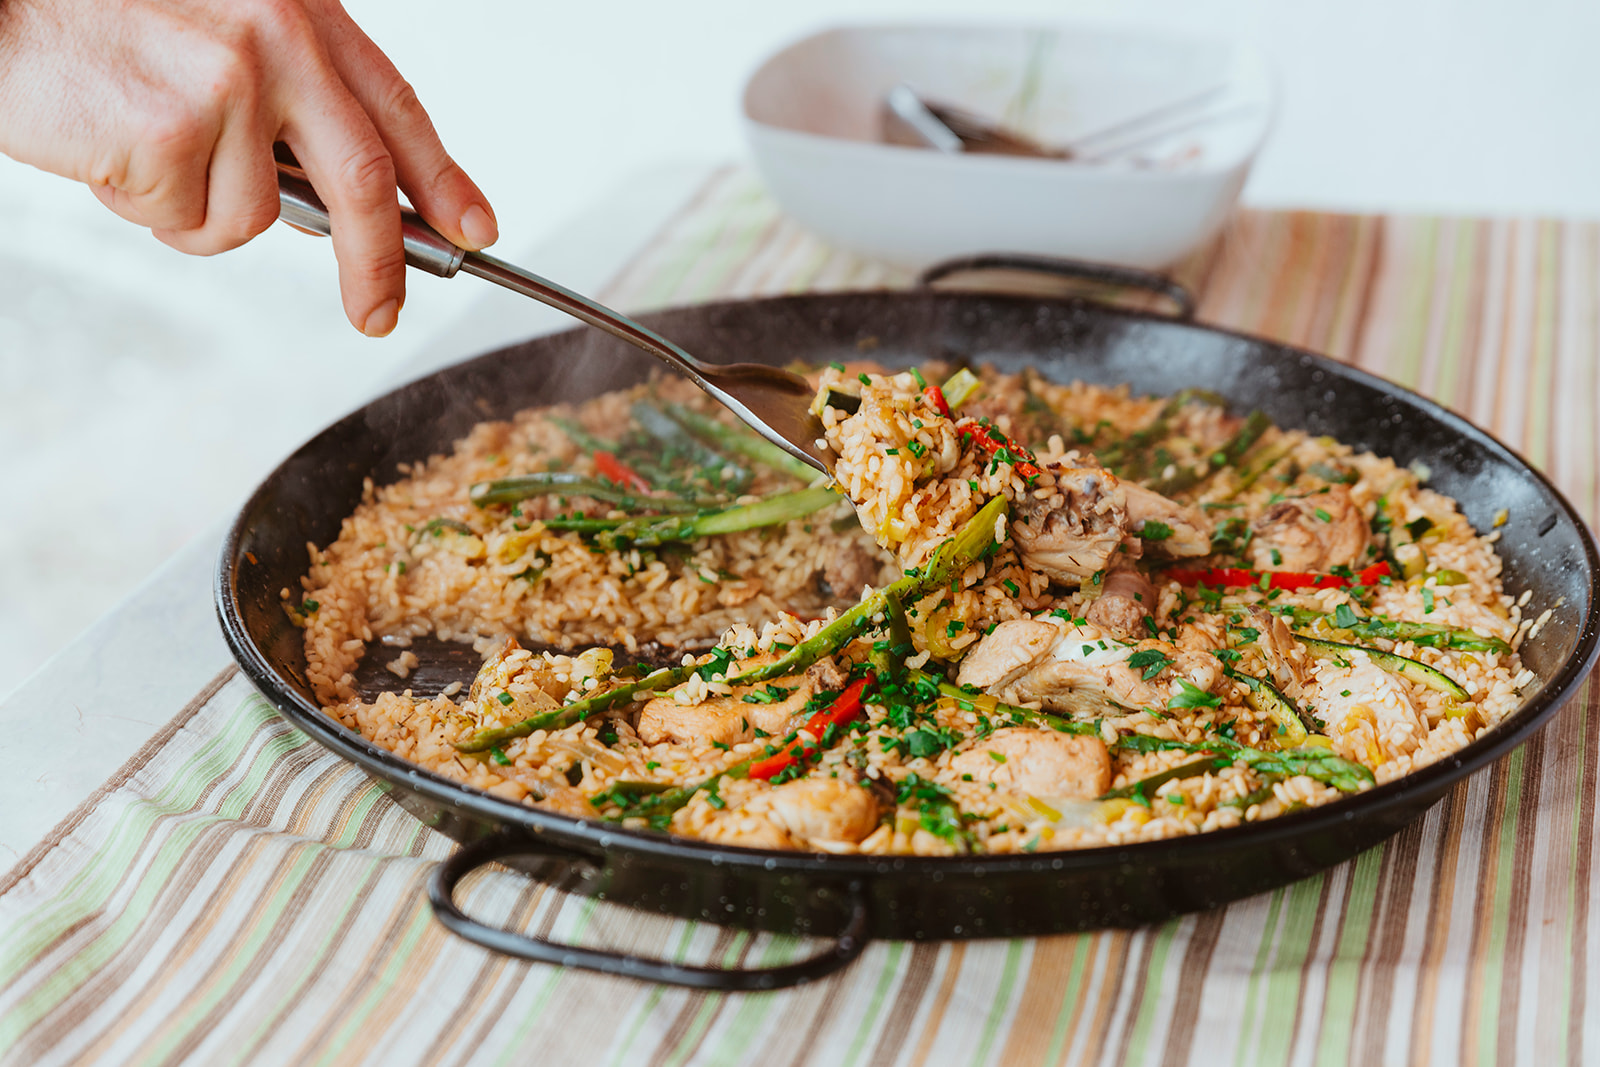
0 0 496 336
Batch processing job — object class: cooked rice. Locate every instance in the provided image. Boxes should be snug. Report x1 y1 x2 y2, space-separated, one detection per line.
295 365 1533 856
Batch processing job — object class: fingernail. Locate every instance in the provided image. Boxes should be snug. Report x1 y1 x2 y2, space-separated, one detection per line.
363 299 400 338
459 204 498 249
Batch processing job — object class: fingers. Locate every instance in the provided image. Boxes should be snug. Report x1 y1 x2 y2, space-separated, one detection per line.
313 8 497 251
281 88 407 337
150 83 280 256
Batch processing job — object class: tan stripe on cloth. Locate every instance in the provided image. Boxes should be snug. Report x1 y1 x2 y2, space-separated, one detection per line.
3 168 1599 1066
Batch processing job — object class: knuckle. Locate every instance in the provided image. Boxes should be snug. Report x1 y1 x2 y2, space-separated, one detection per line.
350 242 407 285
212 200 280 249
336 146 398 209
377 77 429 129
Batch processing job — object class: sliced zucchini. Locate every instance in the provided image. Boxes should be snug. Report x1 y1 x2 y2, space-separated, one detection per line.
1296 635 1471 701
1230 670 1315 747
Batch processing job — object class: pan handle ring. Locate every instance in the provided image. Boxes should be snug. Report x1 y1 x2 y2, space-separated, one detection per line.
427 833 870 991
918 253 1195 320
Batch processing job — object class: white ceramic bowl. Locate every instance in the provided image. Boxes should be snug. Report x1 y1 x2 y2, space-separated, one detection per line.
741 23 1275 270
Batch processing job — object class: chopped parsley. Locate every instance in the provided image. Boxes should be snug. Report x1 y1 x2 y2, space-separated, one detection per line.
496 692 514 706
1127 648 1174 681
1139 521 1174 541
1334 603 1360 629
1168 679 1222 711
742 684 796 705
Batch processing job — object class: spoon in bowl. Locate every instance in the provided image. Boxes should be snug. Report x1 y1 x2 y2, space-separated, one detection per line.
276 164 830 474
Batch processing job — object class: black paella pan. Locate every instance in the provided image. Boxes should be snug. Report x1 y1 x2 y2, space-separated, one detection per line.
216 257 1600 990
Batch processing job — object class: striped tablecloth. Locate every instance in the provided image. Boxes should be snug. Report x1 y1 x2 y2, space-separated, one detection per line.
4 170 1599 1066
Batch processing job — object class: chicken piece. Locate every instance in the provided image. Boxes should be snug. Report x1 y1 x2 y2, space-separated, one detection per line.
955 620 1062 691
1011 465 1135 583
703 815 794 850
1249 485 1369 573
705 777 880 851
1085 568 1157 640
950 728 1111 798
1123 482 1214 558
765 778 880 845
959 620 1225 717
957 620 1168 717
467 637 570 725
1242 606 1309 698
636 658 839 745
823 541 887 600
512 779 596 819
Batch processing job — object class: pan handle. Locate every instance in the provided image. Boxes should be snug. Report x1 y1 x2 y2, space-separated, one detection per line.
918 253 1196 320
427 833 870 991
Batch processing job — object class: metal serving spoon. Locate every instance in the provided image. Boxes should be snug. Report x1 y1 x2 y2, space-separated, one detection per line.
275 164 829 473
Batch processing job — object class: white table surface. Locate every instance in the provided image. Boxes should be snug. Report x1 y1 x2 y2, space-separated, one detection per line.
4 0 1599 864
0 163 710 865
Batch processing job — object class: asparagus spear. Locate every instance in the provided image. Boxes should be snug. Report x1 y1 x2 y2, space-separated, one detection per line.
1099 756 1229 800
1113 731 1375 793
664 403 820 482
1096 388 1226 473
727 496 1011 685
631 401 752 493
1221 441 1296 498
454 663 697 753
1147 410 1272 496
456 497 1008 752
920 676 1102 736
541 487 842 549
868 591 913 681
1272 604 1511 654
468 472 700 513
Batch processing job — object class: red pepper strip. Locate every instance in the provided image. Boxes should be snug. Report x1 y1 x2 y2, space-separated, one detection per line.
955 418 1043 479
748 677 870 781
923 384 952 418
593 450 651 493
1165 561 1392 591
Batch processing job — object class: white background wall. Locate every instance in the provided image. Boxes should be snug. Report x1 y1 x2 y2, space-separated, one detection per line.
2 0 1597 698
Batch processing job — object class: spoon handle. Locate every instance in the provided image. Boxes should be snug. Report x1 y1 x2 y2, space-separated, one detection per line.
276 164 465 278
274 164 716 384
